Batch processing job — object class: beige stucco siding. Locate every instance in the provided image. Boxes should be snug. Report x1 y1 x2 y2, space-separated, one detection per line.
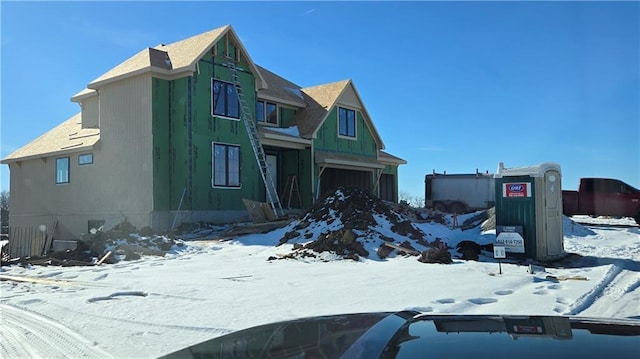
7 74 155 239
91 74 154 229
82 95 100 129
7 149 108 239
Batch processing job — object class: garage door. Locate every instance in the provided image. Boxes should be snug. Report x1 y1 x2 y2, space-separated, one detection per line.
320 168 372 197
379 174 396 202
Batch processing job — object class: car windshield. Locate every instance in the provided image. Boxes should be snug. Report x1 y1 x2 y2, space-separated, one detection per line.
1 2 638 358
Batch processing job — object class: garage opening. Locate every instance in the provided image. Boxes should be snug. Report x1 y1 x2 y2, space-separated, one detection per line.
320 168 372 198
379 174 396 202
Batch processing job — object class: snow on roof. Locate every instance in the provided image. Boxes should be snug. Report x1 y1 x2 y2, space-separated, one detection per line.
285 87 304 100
263 126 300 137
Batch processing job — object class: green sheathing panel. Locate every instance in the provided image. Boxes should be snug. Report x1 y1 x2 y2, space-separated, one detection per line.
280 148 313 208
151 76 190 211
382 164 397 175
495 176 537 258
279 107 297 128
312 107 378 196
381 164 399 199
315 108 377 156
152 78 170 211
152 36 265 212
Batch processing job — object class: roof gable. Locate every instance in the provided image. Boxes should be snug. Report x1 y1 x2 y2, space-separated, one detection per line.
290 80 350 138
86 25 266 90
291 80 385 148
154 26 228 70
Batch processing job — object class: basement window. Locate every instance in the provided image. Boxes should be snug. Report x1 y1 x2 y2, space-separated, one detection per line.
212 143 240 188
88 220 105 233
212 80 240 119
56 157 70 184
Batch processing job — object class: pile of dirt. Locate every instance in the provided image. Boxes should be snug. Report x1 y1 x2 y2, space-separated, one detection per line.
275 187 432 261
481 207 496 231
455 240 494 261
386 201 430 222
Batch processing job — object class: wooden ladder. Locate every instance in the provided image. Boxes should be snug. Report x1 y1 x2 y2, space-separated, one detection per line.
282 175 302 209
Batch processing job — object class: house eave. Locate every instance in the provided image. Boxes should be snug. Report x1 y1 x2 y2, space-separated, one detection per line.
260 137 309 150
257 93 306 109
380 160 407 166
1 142 99 165
88 67 191 89
71 89 98 103
315 157 385 172
259 129 310 149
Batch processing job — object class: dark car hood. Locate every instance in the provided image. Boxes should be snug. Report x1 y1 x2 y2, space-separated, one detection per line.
159 312 640 359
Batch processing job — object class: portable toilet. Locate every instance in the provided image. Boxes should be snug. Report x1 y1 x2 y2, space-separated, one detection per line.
494 162 564 262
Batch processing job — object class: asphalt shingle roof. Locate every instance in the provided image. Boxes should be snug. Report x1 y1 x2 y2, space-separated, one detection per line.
7 26 403 164
291 80 351 138
255 65 306 107
88 25 240 87
2 113 99 163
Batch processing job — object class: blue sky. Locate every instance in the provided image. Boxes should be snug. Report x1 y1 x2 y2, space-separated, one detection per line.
1 1 639 199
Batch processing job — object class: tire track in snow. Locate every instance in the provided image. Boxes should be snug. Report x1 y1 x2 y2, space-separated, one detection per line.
0 304 112 358
565 264 623 316
42 299 233 334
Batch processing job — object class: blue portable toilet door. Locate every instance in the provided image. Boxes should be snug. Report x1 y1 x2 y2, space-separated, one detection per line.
543 169 564 258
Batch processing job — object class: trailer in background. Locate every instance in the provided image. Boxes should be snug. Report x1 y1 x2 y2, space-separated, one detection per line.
424 170 496 213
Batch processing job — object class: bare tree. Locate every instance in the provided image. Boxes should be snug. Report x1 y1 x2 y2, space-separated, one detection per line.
399 191 425 208
1 190 9 234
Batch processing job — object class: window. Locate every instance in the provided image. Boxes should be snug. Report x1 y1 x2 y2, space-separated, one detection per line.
256 100 278 125
605 180 623 193
212 143 240 187
56 157 70 184
78 153 93 165
88 220 105 233
338 107 356 138
212 80 240 119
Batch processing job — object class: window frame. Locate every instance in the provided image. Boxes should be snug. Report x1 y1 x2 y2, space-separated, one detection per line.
211 79 240 120
56 157 70 184
88 220 105 233
256 99 278 125
338 106 357 139
78 153 94 166
212 142 241 188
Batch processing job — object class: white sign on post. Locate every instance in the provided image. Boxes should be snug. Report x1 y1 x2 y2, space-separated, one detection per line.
496 232 525 253
493 246 506 259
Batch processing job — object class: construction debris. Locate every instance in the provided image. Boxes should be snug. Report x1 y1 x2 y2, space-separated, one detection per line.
216 220 293 241
243 199 278 223
4 219 187 267
275 187 432 261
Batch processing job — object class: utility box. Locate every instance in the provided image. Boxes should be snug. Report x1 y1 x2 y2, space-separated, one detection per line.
494 162 564 262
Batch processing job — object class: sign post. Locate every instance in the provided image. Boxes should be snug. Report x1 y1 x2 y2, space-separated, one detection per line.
493 246 506 275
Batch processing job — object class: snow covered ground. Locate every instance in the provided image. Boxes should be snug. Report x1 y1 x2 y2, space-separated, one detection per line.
1 215 639 358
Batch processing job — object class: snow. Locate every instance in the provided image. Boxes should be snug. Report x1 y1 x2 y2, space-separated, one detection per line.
265 125 300 137
1 216 639 358
286 87 304 100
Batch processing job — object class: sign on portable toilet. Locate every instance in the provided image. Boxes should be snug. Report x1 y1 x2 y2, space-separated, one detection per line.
494 162 564 262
